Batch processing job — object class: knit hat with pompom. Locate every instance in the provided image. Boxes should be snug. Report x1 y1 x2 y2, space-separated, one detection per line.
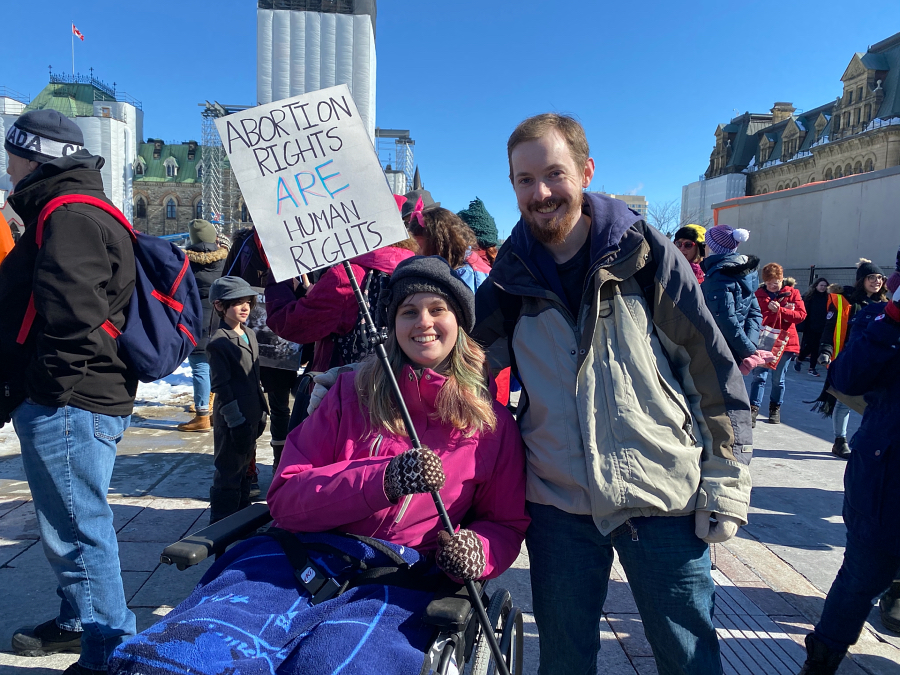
706 225 749 255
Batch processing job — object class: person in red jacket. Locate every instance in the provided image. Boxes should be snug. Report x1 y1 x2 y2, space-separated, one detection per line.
747 263 807 426
268 255 529 580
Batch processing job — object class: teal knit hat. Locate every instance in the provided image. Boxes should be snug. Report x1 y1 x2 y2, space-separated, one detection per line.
457 197 499 248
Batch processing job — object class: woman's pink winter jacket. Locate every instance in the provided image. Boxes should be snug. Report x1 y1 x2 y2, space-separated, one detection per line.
267 364 529 580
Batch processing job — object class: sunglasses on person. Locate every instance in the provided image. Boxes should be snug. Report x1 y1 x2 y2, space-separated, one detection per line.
866 274 884 283
674 240 697 250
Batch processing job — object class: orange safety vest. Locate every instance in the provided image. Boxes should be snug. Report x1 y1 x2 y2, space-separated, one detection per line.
0 210 13 265
827 293 852 356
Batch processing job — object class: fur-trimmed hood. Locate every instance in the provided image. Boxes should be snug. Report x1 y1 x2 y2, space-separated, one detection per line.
185 245 229 265
705 254 760 278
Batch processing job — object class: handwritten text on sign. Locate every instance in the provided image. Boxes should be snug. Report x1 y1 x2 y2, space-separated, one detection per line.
215 84 407 281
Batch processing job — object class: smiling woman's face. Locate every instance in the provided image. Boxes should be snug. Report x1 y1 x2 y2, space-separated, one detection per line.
394 293 459 371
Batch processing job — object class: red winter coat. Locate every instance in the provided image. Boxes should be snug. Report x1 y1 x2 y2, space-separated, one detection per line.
755 285 807 354
267 366 529 580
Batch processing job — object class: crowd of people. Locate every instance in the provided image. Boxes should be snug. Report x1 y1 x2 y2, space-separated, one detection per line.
1 107 899 675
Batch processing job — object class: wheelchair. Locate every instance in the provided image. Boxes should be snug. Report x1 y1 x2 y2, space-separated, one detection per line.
160 502 524 675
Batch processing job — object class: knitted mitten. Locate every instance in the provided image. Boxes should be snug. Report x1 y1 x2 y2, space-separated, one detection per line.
384 447 445 503
436 529 486 581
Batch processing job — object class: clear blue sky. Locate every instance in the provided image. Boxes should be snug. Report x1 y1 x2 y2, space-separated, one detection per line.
5 1 900 237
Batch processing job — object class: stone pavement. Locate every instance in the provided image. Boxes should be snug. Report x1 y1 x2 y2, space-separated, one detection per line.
0 367 899 674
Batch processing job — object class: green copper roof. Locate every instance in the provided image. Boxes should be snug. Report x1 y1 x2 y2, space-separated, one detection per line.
24 82 116 117
134 142 202 184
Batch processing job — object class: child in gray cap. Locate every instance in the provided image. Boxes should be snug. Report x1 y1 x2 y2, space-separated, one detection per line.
206 276 270 523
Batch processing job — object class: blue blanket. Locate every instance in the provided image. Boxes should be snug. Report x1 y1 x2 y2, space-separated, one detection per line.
109 532 443 675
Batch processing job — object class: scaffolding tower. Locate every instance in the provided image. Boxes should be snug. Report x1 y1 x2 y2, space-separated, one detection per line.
375 128 415 188
201 101 250 235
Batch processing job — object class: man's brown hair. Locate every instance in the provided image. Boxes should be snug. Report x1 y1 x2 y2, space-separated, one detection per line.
507 113 590 182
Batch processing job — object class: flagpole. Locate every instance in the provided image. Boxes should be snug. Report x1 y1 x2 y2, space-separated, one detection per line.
71 23 75 74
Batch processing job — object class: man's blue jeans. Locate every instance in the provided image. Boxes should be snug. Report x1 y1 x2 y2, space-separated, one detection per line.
748 352 792 408
832 401 851 439
526 503 720 675
12 400 136 670
816 530 900 651
188 353 211 414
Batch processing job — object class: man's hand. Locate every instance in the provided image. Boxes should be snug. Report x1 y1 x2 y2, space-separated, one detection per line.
220 400 246 428
436 529 486 581
384 446 446 503
818 353 832 366
694 510 740 544
306 363 360 415
230 422 256 449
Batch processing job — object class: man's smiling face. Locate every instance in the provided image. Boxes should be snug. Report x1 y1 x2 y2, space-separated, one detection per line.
510 129 594 246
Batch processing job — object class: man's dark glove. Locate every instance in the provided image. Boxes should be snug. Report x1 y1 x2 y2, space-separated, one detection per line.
257 413 268 439
384 447 445 503
436 529 486 581
230 423 256 449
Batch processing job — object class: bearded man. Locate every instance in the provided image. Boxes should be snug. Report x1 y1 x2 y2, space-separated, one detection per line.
472 113 753 675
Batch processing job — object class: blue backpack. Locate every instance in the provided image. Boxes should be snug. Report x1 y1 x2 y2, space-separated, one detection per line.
16 194 202 383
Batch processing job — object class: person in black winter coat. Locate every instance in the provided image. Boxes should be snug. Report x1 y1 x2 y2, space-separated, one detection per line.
177 219 228 433
795 278 829 376
797 285 900 674
2 110 137 672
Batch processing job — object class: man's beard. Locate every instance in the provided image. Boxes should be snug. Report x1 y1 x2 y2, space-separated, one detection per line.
522 192 583 246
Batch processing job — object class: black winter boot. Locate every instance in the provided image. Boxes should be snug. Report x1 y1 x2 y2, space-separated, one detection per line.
797 632 845 674
880 580 900 633
768 403 781 424
751 405 759 428
831 437 851 460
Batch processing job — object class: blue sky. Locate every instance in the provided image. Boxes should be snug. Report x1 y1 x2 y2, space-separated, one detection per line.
5 1 900 237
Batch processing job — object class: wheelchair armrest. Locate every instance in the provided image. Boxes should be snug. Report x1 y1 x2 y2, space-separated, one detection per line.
160 503 273 569
422 581 483 632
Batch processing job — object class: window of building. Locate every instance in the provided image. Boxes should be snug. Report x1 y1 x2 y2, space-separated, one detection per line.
844 112 851 129
864 104 871 123
135 197 146 219
196 165 203 179
834 116 841 132
857 86 863 102
848 90 853 105
166 199 177 219
824 167 833 180
865 158 875 172
164 157 179 178
195 200 203 219
854 108 861 125
134 158 145 176
854 161 862 174
845 163 853 176
834 166 843 179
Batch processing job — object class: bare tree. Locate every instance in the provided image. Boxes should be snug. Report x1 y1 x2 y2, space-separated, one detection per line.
678 206 712 231
646 199 681 236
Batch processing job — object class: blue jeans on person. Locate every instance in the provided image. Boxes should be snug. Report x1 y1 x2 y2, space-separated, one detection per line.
12 400 136 670
748 352 792 408
832 401 851 438
526 503 721 675
188 353 211 413
815 530 900 652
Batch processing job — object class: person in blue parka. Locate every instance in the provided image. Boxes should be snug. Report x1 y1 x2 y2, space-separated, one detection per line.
699 224 762 364
798 283 900 674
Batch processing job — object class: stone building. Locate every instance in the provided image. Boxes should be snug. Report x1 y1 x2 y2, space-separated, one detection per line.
701 31 900 196
132 140 252 237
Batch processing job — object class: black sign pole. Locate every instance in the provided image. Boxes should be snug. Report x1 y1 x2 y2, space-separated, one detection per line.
341 260 510 675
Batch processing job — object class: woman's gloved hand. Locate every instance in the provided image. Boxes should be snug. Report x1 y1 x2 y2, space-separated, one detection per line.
307 363 361 415
818 353 832 366
436 529 486 581
694 510 741 544
384 446 445 503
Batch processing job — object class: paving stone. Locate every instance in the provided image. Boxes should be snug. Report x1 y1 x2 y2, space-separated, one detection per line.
117 541 168 573
128 556 214 609
132 605 174 633
0 651 79 674
606 613 654 658
110 497 154 532
0 538 38 568
712 544 763 583
122 569 154 603
598 616 638 673
0 544 69 652
630 657 659 675
0 501 39 541
603 578 639 614
116 498 208 543
0 498 26 519
733 581 803 617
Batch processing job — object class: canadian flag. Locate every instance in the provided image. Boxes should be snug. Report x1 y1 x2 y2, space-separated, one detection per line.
72 24 84 41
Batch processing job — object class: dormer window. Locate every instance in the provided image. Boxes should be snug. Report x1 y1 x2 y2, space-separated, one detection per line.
134 157 146 176
152 140 163 159
196 165 203 179
164 157 178 178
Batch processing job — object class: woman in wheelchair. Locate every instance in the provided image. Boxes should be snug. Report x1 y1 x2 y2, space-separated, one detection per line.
109 256 529 675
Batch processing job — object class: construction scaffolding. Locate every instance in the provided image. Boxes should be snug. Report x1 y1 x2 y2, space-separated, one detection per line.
375 128 415 188
200 101 250 235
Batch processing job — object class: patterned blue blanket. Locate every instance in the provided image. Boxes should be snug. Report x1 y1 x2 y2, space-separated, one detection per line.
108 532 444 675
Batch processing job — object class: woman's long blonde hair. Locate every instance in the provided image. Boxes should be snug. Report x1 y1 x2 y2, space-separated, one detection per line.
354 323 497 438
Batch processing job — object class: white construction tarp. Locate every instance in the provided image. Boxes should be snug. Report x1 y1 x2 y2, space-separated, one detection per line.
258 8 376 142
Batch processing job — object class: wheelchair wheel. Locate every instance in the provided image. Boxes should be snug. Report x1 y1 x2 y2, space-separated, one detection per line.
469 587 521 675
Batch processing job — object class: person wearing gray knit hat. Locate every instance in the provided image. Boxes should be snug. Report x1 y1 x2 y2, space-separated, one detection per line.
5 110 84 164
189 219 218 245
380 255 476 332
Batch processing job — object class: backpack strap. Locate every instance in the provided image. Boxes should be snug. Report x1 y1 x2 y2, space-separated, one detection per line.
16 195 137 346
496 287 523 382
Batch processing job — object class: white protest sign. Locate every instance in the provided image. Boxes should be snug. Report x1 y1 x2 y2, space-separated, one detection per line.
215 84 407 282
